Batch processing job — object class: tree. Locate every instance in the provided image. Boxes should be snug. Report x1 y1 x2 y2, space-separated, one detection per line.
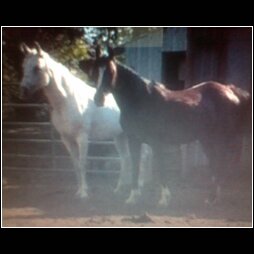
2 27 161 103
2 27 88 103
84 27 161 47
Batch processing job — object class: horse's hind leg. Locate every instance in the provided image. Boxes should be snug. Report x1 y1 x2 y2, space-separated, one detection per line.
208 137 243 204
202 141 224 205
153 147 171 207
139 144 153 188
125 137 142 204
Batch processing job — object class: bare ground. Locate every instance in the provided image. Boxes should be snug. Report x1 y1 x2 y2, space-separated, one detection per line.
2 169 252 227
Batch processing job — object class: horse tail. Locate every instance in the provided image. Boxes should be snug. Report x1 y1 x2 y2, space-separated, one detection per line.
229 84 251 135
228 84 250 103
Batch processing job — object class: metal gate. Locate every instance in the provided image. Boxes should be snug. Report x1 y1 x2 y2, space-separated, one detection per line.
2 101 120 174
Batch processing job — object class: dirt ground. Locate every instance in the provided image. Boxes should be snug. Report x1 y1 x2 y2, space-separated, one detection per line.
2 169 252 227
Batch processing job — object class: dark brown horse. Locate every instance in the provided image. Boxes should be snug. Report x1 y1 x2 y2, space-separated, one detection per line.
80 47 251 206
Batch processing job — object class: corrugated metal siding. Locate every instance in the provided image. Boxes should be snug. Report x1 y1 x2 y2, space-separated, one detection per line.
224 28 252 91
186 28 252 90
163 27 187 52
125 47 162 81
124 30 163 81
125 30 163 48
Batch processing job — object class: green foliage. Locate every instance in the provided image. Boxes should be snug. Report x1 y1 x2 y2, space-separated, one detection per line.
2 27 88 103
49 38 89 81
83 27 161 47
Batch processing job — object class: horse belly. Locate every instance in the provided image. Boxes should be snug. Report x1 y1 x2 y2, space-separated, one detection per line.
125 113 198 146
89 107 122 140
51 110 85 137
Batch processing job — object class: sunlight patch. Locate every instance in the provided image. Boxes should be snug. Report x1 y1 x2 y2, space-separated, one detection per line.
3 207 45 219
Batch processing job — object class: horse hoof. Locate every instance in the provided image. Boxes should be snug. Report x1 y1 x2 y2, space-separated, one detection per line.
158 186 171 207
75 189 88 199
158 197 170 207
125 198 137 205
204 197 218 206
114 184 125 194
205 186 221 206
125 189 141 205
158 200 169 208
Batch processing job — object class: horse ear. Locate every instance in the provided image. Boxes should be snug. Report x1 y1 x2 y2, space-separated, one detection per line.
107 46 115 60
95 45 103 59
34 41 43 56
107 46 125 60
20 43 31 55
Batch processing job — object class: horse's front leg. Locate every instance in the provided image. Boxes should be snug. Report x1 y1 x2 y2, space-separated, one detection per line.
125 137 142 205
61 134 88 199
76 133 89 199
61 135 85 198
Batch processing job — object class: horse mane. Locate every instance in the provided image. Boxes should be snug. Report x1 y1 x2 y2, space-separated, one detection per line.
44 52 72 78
40 51 96 104
116 61 149 87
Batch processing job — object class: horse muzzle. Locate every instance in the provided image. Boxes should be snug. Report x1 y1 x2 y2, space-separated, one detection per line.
94 92 105 107
20 86 32 100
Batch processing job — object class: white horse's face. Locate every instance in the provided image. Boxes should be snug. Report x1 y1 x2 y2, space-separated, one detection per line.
20 44 51 99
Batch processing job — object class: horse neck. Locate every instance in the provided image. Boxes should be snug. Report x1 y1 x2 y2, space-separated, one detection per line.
113 63 149 111
42 56 93 111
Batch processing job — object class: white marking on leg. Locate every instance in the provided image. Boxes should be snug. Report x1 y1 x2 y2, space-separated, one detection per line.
125 189 141 205
114 160 130 193
158 186 171 207
205 178 221 205
76 186 88 198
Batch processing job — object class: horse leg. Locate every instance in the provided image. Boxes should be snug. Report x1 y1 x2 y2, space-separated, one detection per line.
125 137 142 205
115 135 153 193
76 133 89 198
201 141 223 205
61 134 88 199
114 133 131 193
210 137 243 203
139 144 153 188
153 147 171 207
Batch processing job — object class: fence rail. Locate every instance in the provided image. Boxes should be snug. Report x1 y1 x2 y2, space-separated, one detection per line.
3 102 120 174
4 92 250 176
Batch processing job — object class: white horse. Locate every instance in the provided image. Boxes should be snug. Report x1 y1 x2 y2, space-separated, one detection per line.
20 42 152 200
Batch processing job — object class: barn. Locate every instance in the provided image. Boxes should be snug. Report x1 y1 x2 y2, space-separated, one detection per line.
125 27 252 91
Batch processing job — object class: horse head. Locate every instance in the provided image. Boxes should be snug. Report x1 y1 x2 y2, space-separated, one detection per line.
91 47 122 106
78 44 104 87
20 42 51 99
